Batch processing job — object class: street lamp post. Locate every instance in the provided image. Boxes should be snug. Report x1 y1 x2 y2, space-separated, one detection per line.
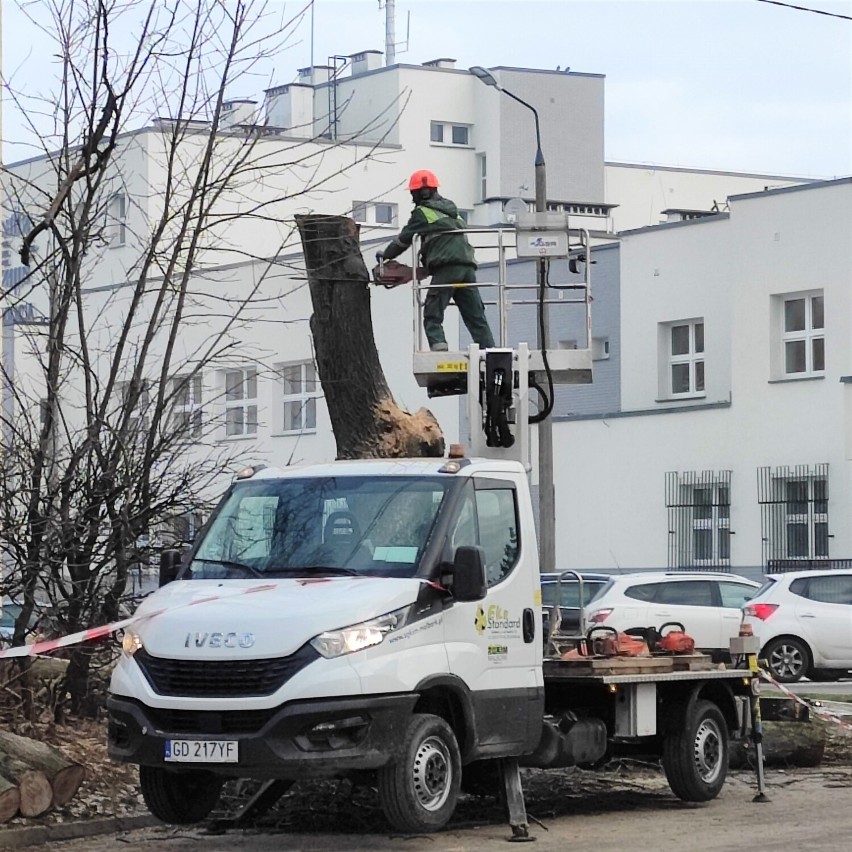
470 66 555 572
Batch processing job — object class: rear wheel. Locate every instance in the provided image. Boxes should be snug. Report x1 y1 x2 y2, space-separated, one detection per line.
763 637 810 683
139 766 223 824
377 713 461 833
662 700 728 802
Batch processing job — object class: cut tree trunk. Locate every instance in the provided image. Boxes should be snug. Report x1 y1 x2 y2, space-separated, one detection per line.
0 731 84 808
0 775 21 824
0 752 52 817
295 214 444 459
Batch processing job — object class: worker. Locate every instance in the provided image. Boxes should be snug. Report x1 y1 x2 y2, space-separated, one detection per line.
380 170 495 352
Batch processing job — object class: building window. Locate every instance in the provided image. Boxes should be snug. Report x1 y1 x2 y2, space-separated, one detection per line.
783 293 824 376
429 121 471 147
224 367 258 437
660 319 704 398
758 464 829 569
452 125 469 145
163 511 204 546
171 374 202 440
280 361 318 433
107 192 126 247
478 154 487 201
374 203 397 225
116 379 150 434
351 201 397 226
666 470 731 570
457 209 472 225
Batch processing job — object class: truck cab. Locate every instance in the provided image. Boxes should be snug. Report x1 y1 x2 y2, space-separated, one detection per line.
108 455 544 831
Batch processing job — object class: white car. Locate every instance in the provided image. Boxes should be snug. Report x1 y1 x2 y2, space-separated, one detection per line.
586 572 760 658
742 570 852 683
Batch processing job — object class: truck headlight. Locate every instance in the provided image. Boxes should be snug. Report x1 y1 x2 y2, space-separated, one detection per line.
121 630 144 656
310 606 413 659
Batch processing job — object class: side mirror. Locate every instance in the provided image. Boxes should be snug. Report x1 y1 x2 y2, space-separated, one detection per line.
158 549 183 587
452 546 487 602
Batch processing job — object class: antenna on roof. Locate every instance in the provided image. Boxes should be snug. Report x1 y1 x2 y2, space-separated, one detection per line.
379 0 410 65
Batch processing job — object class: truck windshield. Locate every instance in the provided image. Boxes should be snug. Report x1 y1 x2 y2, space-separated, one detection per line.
188 476 451 580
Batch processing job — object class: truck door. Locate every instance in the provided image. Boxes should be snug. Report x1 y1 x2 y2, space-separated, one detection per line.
442 476 543 756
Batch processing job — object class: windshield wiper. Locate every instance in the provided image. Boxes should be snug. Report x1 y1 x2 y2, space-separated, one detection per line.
193 558 265 579
269 566 361 577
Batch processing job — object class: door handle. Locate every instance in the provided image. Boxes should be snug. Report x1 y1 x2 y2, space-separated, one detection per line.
523 608 535 644
801 614 816 618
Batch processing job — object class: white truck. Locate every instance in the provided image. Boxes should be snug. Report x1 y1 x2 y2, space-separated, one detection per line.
107 452 760 835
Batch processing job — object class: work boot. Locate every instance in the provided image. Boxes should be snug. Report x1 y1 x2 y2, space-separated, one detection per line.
430 342 449 351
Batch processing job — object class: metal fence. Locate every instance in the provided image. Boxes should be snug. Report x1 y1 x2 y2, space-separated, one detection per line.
665 470 732 571
758 463 829 569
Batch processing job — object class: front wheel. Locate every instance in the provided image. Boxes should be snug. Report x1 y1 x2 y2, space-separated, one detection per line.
763 636 810 683
377 713 461 833
662 700 728 802
139 766 223 824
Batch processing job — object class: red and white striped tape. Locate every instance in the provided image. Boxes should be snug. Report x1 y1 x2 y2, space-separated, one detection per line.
759 669 852 733
0 582 281 660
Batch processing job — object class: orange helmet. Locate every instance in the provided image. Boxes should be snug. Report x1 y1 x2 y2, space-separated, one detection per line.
408 169 440 191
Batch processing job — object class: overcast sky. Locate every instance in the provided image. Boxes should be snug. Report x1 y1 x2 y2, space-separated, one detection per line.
4 0 851 178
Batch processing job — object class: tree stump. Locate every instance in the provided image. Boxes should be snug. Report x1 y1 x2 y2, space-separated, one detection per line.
295 214 444 460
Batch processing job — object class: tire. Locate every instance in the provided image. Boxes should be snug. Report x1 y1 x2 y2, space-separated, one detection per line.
662 700 728 802
139 766 223 824
763 636 811 683
377 713 461 833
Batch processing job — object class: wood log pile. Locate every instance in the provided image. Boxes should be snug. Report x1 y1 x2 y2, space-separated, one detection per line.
0 730 84 822
0 656 85 823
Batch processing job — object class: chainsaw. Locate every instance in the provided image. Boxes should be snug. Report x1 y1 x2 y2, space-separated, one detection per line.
372 252 427 289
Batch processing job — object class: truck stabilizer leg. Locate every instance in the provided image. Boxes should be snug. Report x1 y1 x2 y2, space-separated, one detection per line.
210 778 294 830
500 757 535 842
748 655 769 802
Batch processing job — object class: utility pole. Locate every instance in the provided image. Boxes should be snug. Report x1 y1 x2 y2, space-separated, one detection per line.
470 67 555 572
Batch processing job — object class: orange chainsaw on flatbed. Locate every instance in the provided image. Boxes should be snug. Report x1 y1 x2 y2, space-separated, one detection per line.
372 252 427 288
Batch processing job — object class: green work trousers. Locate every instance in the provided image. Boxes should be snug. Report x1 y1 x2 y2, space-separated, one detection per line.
423 265 495 349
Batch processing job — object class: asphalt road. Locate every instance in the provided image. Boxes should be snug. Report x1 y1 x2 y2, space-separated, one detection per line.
33 767 852 852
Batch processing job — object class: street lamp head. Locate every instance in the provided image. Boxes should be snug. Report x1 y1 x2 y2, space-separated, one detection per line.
469 66 501 90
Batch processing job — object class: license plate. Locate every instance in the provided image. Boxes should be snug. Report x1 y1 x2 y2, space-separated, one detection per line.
165 740 238 763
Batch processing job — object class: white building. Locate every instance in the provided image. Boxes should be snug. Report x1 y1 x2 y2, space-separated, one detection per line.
554 177 852 579
1 55 822 552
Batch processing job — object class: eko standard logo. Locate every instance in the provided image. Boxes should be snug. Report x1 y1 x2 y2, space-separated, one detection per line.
474 605 522 638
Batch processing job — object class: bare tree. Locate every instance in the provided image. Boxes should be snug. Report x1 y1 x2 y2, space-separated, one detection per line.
0 0 400 715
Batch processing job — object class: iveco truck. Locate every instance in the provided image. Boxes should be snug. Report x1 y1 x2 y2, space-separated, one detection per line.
108 454 758 833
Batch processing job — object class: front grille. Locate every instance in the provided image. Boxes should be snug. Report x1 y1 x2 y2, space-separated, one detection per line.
134 644 319 697
145 705 279 735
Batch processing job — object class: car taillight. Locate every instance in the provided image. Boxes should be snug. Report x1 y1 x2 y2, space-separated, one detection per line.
588 609 612 624
744 603 779 621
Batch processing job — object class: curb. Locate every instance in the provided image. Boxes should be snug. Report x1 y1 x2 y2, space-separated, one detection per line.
0 814 160 849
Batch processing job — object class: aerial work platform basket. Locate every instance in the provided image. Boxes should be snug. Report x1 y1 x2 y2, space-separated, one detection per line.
402 215 612 466
409 215 599 391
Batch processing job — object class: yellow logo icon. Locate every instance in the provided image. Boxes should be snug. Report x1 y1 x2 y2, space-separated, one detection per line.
474 606 487 635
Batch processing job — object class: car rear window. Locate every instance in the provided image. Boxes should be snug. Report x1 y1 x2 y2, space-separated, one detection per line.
541 581 606 608
791 574 852 605
624 583 659 602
